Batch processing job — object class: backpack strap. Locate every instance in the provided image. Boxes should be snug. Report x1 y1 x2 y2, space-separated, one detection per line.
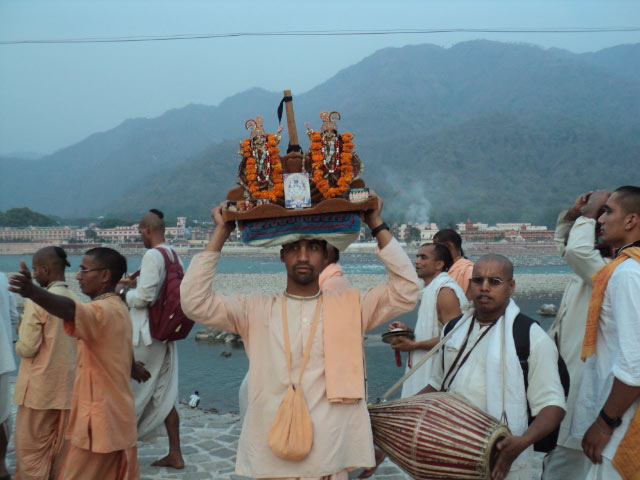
442 314 464 371
154 246 177 265
512 313 535 417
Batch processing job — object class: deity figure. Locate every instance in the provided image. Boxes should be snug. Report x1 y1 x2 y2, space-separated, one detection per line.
237 116 284 203
304 111 363 201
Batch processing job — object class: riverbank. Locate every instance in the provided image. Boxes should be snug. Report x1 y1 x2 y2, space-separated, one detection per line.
5 271 570 311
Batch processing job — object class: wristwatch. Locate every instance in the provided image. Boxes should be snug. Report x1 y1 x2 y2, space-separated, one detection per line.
370 222 390 237
599 408 622 429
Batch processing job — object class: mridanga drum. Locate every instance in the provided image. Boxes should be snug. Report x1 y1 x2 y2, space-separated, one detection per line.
368 392 510 480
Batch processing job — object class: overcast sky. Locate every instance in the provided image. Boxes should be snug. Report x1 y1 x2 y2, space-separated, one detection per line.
1 0 638 157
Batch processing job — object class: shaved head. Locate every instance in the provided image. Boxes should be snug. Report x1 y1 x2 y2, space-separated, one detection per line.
474 254 514 279
139 209 165 233
34 246 70 273
612 185 640 216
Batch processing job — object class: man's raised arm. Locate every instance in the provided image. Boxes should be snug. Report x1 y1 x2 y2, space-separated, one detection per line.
180 202 242 333
360 194 420 332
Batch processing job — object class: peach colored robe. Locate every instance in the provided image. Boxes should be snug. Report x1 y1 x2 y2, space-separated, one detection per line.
181 238 420 478
59 295 138 480
14 282 77 480
448 257 474 294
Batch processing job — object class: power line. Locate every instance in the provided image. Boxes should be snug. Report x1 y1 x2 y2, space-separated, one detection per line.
1 26 639 45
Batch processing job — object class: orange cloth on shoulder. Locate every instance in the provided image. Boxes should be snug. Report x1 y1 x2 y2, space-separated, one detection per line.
581 246 640 480
322 289 364 404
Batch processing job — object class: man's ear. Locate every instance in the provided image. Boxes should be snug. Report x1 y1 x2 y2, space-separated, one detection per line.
625 212 639 231
100 268 112 287
435 260 445 272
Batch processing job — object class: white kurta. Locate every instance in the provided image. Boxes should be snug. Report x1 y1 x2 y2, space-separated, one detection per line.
401 272 467 398
429 300 566 480
180 238 420 478
547 213 608 449
125 244 181 441
570 258 640 462
0 272 18 424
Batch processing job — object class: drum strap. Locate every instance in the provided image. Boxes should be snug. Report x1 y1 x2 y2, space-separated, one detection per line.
441 317 497 392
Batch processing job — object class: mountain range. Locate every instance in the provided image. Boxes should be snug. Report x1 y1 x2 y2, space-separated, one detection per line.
2 40 639 226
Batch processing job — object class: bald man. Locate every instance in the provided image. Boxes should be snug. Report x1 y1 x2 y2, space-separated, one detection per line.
118 209 184 469
13 246 78 480
421 254 566 480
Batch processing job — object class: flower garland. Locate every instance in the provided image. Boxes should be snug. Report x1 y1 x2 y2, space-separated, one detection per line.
310 131 354 199
242 134 284 202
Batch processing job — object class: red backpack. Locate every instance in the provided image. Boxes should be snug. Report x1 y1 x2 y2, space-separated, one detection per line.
138 247 194 341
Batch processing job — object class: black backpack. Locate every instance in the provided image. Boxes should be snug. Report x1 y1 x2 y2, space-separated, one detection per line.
443 313 570 452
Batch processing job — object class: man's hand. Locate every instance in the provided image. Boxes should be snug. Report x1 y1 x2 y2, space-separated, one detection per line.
211 201 236 233
581 190 611 219
492 435 528 480
8 261 38 299
388 321 409 331
582 419 612 464
363 190 383 230
565 192 592 221
391 336 416 352
131 360 151 383
205 201 237 252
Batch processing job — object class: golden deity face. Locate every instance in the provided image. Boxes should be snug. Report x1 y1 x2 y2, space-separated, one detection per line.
323 130 337 144
252 135 267 149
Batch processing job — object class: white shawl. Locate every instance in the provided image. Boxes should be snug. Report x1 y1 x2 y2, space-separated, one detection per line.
446 299 531 471
401 272 467 398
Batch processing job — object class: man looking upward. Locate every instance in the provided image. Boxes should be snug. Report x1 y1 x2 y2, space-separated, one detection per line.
572 185 640 480
13 246 78 480
119 209 184 469
180 195 420 479
388 243 467 398
433 229 474 296
9 248 144 480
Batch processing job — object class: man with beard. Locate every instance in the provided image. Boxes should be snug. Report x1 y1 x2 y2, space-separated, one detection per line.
13 246 77 480
180 195 420 480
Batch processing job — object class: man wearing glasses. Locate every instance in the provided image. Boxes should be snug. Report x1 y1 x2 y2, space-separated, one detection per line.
421 254 566 480
9 247 149 479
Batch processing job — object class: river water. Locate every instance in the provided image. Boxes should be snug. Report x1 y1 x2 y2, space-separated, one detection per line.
1 253 565 412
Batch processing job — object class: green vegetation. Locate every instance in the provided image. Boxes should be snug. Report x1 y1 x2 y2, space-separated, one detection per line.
0 207 58 227
2 41 638 226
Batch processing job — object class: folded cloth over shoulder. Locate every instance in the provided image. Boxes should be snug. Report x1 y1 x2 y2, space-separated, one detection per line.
322 289 365 403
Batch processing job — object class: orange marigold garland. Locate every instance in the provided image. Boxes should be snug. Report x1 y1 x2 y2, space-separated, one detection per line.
310 131 354 199
242 134 284 202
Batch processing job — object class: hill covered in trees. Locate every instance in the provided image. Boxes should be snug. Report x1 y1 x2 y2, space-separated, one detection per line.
0 208 58 227
2 40 639 226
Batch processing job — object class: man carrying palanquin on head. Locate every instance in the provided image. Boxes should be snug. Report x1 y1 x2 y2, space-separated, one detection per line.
180 194 420 480
570 185 640 480
9 248 149 480
433 229 474 297
13 246 78 480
